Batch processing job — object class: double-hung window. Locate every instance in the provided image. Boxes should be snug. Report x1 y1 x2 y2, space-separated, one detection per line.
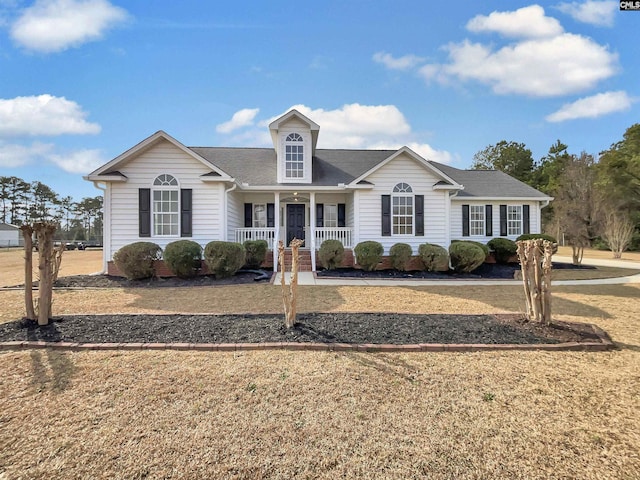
285 133 304 178
253 204 267 228
392 183 413 235
470 205 485 236
152 174 179 236
507 205 522 236
324 205 338 228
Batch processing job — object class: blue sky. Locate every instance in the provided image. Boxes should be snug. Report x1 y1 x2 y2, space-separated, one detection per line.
0 0 637 201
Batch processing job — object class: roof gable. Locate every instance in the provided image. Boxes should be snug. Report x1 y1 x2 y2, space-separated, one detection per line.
350 147 463 189
86 131 233 181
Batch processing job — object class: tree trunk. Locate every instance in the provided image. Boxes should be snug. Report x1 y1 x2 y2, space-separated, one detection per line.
35 222 56 325
19 225 36 321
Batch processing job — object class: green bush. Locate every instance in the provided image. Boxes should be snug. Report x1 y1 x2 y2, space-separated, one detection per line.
204 241 245 279
243 240 268 269
516 233 557 243
354 241 383 271
113 241 162 280
163 240 202 278
418 243 450 272
451 239 489 257
389 243 413 271
449 241 486 273
487 238 518 264
318 239 344 270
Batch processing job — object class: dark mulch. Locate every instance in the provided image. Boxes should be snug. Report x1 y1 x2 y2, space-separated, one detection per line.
0 313 602 345
317 262 595 280
3 270 272 289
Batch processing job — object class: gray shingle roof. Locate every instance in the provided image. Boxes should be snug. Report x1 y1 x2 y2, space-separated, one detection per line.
190 147 394 186
431 163 550 198
0 223 19 231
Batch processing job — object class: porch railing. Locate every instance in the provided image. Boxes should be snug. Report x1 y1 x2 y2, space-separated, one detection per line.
314 227 353 249
235 228 276 249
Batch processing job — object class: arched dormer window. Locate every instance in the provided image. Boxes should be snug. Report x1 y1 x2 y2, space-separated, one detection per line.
285 133 304 178
152 174 179 236
392 182 413 235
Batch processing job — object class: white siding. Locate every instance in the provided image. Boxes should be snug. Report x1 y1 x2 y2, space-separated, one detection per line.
450 200 542 243
357 153 449 254
109 140 224 259
0 228 21 247
226 189 243 242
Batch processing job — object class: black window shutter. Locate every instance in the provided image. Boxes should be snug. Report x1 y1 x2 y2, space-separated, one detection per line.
338 203 346 227
267 203 275 228
244 203 252 228
500 205 507 236
316 204 324 227
139 188 151 237
462 204 470 237
381 195 391 236
485 205 493 236
180 189 192 237
415 195 424 236
523 205 530 234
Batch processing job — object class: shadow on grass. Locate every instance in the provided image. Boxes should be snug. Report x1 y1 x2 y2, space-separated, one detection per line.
613 342 640 352
28 323 76 393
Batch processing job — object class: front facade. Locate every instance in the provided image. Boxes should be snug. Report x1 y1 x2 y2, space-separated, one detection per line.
86 110 552 272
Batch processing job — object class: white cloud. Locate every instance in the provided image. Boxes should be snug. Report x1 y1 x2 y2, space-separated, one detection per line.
0 94 101 137
215 108 259 133
10 0 129 53
421 32 617 97
467 5 564 38
48 148 106 173
0 141 53 167
223 103 455 164
373 51 425 70
545 91 633 122
556 1 617 27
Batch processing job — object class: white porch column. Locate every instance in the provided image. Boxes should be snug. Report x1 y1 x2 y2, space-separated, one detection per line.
273 192 280 272
309 192 316 271
353 190 360 248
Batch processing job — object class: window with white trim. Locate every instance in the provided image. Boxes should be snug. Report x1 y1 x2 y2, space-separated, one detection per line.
152 174 179 236
507 205 522 236
253 204 267 228
392 182 413 235
470 205 485 236
285 133 304 178
324 204 338 228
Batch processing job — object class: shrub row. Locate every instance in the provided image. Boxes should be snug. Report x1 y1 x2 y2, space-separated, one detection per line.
114 239 269 280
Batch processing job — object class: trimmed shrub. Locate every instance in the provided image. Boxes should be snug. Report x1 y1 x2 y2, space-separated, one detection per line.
449 241 486 273
418 243 450 272
318 239 344 270
516 233 557 243
243 240 268 269
113 241 162 280
204 241 245 279
354 241 383 271
451 239 489 257
487 238 518 264
389 243 413 271
163 240 202 278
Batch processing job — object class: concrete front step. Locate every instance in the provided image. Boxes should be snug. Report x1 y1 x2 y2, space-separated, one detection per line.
277 251 313 272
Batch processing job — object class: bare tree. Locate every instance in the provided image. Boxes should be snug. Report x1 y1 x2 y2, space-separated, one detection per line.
517 239 553 325
553 152 595 265
601 210 635 259
278 238 304 328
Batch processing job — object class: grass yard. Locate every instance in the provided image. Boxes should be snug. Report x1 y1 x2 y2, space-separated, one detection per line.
0 248 639 478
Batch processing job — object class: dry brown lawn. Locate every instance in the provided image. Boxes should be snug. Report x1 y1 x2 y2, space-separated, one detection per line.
556 245 640 263
0 248 103 287
1 249 639 478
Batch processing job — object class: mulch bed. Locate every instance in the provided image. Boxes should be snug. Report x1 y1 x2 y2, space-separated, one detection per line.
0 313 604 345
317 262 595 280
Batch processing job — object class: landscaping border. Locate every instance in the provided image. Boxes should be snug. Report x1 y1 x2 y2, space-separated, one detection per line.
0 323 614 353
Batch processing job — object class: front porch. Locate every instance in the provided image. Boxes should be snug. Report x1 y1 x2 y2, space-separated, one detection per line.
230 190 355 271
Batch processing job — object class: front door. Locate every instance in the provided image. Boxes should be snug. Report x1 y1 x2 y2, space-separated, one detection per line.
286 204 305 246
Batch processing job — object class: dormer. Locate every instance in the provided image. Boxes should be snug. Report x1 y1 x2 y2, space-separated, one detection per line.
269 109 320 184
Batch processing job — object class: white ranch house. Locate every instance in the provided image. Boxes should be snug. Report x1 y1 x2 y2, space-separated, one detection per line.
86 109 552 272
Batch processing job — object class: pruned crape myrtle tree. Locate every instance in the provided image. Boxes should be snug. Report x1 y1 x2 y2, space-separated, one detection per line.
516 239 553 325
278 238 304 328
19 222 63 326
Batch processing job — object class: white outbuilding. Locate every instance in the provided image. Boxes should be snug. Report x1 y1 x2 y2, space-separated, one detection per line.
0 223 22 247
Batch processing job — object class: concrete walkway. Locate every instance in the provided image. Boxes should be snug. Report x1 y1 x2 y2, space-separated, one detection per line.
273 256 640 286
